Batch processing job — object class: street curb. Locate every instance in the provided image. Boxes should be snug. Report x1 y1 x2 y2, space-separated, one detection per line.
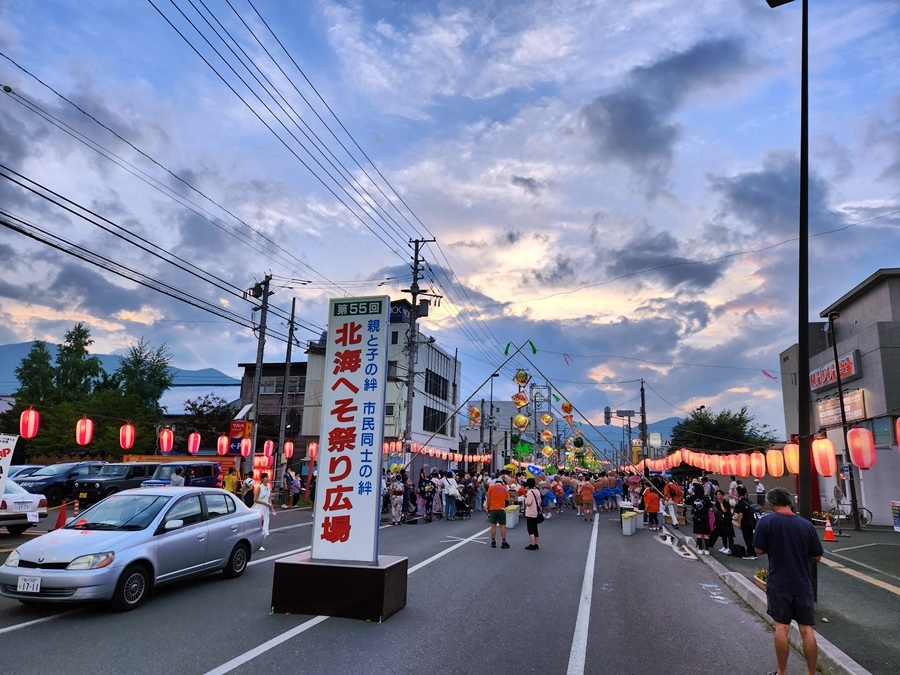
665 526 873 675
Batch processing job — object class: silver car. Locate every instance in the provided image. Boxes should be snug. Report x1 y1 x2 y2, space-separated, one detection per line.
0 487 265 611
1 479 48 535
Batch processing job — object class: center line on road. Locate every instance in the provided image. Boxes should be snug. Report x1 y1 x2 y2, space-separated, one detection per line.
566 513 598 675
205 527 491 675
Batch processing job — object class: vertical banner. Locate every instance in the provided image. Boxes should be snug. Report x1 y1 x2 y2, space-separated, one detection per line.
311 296 390 563
0 434 18 498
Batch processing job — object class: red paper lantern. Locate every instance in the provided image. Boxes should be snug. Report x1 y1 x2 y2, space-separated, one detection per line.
263 439 274 457
812 436 837 477
750 451 766 478
119 422 136 451
187 432 201 455
283 440 294 459
412 442 419 454
734 453 750 477
783 439 800 475
19 407 40 439
240 438 252 457
159 427 174 454
847 427 876 470
75 416 94 446
766 448 785 478
383 442 389 455
308 442 318 459
217 434 229 456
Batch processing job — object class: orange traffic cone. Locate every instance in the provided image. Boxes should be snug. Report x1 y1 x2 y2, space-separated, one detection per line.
54 501 68 530
824 515 837 542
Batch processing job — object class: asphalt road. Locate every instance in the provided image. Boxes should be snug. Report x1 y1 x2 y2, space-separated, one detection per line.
0 506 847 675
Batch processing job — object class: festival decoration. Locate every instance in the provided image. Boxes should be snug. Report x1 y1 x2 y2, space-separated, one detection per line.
283 440 294 459
765 448 784 477
217 434 230 456
511 391 529 408
75 416 94 446
561 401 573 415
19 407 40 439
263 439 275 457
468 407 481 425
750 451 766 478
847 427 876 470
240 437 252 457
513 414 530 431
542 445 554 457
541 413 553 426
119 422 136 451
541 429 553 442
187 432 201 455
158 426 173 454
783 437 800 475
513 369 531 387
812 436 837 477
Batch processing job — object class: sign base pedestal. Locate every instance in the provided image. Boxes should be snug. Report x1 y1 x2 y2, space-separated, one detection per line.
271 552 407 623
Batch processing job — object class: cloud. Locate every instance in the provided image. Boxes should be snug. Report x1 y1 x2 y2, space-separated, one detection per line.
579 36 754 197
510 175 544 195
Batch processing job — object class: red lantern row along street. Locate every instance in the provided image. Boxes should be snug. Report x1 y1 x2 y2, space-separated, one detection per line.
630 435 872 478
119 422 136 451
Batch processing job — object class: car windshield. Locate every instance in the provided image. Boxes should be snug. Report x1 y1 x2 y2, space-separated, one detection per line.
68 494 171 531
3 480 28 495
97 465 129 477
151 465 179 480
29 463 77 477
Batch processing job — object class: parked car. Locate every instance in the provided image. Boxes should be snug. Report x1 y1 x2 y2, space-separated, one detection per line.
72 462 159 504
0 487 264 610
141 461 221 488
8 466 43 480
16 462 107 506
1 479 48 535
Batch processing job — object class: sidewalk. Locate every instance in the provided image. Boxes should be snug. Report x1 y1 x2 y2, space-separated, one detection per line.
666 525 884 675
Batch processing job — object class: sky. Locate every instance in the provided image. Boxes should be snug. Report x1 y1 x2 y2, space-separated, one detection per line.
0 0 898 443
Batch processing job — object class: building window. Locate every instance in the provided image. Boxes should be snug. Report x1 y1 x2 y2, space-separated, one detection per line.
385 403 395 417
870 416 892 446
259 376 304 395
425 369 448 400
423 405 447 433
391 331 399 345
387 361 398 379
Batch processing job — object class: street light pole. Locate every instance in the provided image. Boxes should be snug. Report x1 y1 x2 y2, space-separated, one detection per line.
767 0 812 519
488 373 499 464
827 312 861 531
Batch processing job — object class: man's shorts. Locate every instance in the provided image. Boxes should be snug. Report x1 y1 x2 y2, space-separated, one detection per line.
488 509 507 525
766 588 816 626
574 494 583 505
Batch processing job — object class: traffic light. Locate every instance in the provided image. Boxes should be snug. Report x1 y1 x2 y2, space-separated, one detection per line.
604 406 611 425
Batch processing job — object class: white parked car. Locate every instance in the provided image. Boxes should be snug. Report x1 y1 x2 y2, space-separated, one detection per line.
1 479 48 535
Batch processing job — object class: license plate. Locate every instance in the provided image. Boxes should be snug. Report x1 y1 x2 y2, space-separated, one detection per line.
17 576 41 593
79 492 88 499
13 502 29 512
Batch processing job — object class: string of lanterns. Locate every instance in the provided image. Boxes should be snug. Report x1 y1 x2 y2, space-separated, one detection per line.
622 427 878 477
17 407 879 474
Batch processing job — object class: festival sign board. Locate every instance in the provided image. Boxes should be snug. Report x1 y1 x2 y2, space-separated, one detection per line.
0 434 17 498
311 296 390 563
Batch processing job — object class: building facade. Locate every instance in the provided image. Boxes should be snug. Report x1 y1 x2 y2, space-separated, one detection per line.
781 269 900 526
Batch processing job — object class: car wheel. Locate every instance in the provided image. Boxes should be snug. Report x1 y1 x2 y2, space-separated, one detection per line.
222 542 249 579
5 524 29 536
111 564 150 612
45 487 63 508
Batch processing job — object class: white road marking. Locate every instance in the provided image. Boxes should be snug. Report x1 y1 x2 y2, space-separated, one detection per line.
566 513 599 675
204 527 491 675
0 610 81 635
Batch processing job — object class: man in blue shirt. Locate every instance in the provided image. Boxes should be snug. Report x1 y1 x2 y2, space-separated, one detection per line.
754 487 824 675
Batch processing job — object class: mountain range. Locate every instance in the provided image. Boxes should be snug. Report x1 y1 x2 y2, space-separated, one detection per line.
0 341 240 394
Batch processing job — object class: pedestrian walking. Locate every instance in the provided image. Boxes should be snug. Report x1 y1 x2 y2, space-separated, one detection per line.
663 477 683 529
755 478 766 506
282 469 293 508
711 489 735 555
242 472 256 508
223 467 239 495
642 482 661 531
253 472 274 550
418 469 435 522
486 475 510 549
389 474 405 525
523 478 541 550
734 485 758 559
689 482 713 555
754 487 824 675
169 466 185 487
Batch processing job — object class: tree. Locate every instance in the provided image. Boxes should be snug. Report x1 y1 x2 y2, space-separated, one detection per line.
13 341 56 405
670 406 776 453
180 394 236 437
112 338 174 414
54 323 105 401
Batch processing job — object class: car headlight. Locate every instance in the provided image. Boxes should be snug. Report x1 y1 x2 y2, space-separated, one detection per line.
4 551 20 567
66 552 116 570
94 483 100 488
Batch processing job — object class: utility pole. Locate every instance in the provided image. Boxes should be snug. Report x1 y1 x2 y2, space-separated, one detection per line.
248 275 272 467
277 297 296 480
640 379 648 466
402 238 434 455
